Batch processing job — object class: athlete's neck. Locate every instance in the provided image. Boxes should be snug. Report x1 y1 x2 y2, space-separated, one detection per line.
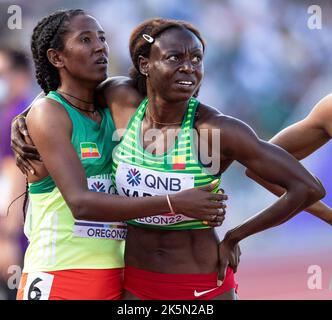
145 94 188 127
57 83 96 109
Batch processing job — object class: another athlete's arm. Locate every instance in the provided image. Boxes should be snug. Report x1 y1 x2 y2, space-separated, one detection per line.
97 76 142 131
10 92 45 174
246 94 332 225
200 113 325 282
25 98 226 224
271 94 332 159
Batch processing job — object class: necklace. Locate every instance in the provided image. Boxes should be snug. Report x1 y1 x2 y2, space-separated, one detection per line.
57 92 97 116
146 105 182 126
57 90 94 104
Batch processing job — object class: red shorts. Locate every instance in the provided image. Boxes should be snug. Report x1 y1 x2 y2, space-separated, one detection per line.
17 268 123 300
124 265 238 300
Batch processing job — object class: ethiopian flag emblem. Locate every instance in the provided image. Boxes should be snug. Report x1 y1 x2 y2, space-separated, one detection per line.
172 155 186 170
80 142 101 159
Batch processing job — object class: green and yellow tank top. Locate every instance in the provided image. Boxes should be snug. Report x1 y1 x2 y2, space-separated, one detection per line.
112 97 221 230
23 91 125 273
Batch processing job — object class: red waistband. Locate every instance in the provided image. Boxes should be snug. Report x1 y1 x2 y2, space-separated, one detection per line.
124 265 237 300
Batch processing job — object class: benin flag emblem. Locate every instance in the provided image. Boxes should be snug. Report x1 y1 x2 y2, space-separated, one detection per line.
172 155 186 170
80 142 101 159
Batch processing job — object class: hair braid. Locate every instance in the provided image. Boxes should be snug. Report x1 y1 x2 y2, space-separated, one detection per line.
22 179 29 221
30 9 85 93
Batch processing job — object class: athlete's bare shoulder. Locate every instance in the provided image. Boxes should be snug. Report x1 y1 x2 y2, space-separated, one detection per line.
98 76 135 94
96 76 143 109
194 102 265 163
195 102 223 128
28 96 72 131
195 102 243 131
29 96 68 119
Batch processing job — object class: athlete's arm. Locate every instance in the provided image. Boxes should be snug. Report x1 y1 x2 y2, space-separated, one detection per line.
97 76 142 135
199 112 325 281
270 94 332 159
246 94 332 224
246 170 332 225
25 98 226 224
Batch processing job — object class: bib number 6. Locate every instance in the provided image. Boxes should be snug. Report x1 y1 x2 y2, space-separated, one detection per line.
28 278 42 300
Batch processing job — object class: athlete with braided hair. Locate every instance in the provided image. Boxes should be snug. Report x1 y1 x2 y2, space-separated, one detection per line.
12 16 325 300
14 10 227 300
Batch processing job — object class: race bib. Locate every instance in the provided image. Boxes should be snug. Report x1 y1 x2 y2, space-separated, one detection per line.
23 272 54 300
73 220 127 240
116 163 195 226
73 175 127 239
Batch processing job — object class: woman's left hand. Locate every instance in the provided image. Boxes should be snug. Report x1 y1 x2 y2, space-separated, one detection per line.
217 237 241 286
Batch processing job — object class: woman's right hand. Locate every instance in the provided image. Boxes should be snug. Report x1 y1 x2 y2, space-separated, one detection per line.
169 181 228 227
10 116 41 175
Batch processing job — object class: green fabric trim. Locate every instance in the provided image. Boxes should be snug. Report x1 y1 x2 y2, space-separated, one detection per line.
29 175 56 194
127 220 211 230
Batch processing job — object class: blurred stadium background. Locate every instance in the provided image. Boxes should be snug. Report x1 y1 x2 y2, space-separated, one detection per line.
0 0 331 299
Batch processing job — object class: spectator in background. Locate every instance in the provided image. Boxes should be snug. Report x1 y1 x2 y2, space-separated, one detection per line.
0 47 33 300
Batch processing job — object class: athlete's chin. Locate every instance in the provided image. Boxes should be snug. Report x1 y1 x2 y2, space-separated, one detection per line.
167 91 194 102
86 72 108 85
98 73 108 82
95 70 108 81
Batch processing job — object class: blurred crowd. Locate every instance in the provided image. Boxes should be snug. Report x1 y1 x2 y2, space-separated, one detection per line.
0 0 331 299
0 47 32 299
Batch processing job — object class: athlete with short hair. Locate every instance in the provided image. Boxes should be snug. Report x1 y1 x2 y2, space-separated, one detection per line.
109 18 324 300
